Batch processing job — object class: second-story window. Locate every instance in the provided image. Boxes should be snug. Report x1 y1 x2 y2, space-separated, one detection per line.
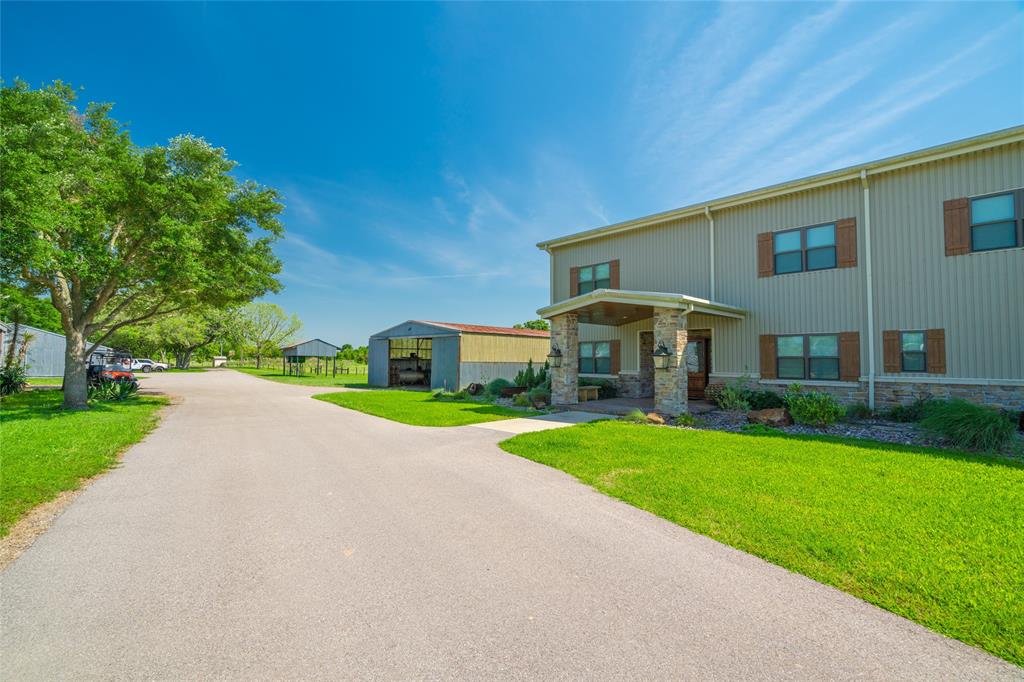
773 223 837 274
970 191 1021 252
577 262 611 294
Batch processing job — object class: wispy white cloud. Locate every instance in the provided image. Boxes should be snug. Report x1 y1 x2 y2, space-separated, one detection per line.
626 2 1021 207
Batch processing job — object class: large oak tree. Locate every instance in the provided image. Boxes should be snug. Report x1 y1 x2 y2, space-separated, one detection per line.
1 81 284 408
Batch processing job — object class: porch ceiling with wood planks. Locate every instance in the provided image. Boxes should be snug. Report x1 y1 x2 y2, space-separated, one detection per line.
537 289 746 326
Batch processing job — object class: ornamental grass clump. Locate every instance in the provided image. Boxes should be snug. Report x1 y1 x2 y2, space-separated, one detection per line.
919 399 1016 452
621 409 649 424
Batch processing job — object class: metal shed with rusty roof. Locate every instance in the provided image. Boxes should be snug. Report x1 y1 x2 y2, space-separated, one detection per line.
367 320 550 390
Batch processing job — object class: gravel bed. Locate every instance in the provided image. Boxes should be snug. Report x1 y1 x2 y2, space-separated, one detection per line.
691 410 945 447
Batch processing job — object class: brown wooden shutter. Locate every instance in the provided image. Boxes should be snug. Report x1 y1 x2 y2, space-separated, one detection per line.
757 233 774 278
926 328 946 374
608 259 620 290
882 330 900 373
759 335 777 379
943 198 970 257
836 217 857 268
838 331 860 382
609 339 620 375
569 266 580 297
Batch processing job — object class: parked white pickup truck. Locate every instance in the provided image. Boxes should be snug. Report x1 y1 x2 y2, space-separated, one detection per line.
130 358 168 372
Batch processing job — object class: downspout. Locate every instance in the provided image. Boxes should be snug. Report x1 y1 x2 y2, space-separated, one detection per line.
861 170 876 410
547 247 555 305
705 206 715 300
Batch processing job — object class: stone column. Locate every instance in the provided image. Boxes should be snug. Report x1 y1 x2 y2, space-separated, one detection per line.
653 306 688 415
550 313 579 405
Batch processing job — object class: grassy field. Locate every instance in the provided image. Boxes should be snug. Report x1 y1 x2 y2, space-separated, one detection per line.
233 366 369 388
313 390 533 426
499 421 1024 666
0 391 167 536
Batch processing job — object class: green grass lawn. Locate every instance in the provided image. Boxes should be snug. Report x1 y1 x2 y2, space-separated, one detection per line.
25 377 62 386
233 366 369 388
499 421 1024 666
313 390 534 426
0 391 167 536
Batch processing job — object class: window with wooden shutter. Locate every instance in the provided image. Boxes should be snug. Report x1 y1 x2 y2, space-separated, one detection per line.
882 330 900 373
926 328 946 374
836 217 857 268
757 233 773 277
608 260 620 289
759 334 777 379
609 339 621 375
943 198 970 256
569 266 580 297
838 332 860 381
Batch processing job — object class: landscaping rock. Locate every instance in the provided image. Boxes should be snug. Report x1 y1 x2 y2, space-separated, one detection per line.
646 412 666 425
748 408 793 427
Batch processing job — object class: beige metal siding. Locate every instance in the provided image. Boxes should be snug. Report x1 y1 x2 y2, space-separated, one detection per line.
458 334 550 363
711 181 865 374
548 140 1022 381
551 214 711 303
870 143 1024 379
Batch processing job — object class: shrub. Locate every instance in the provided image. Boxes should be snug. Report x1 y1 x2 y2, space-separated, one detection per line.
88 380 139 402
704 383 725 404
527 385 551 405
0 364 28 396
712 374 753 411
580 377 617 399
673 413 701 427
845 402 874 420
885 396 935 423
513 360 549 389
715 380 751 412
484 378 514 397
433 389 471 401
783 385 843 427
621 409 649 424
746 389 784 410
919 399 1016 452
513 392 531 407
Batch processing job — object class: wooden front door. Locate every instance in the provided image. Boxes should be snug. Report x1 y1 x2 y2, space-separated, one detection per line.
686 336 710 400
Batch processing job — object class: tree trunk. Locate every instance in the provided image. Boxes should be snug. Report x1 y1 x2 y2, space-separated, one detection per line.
255 353 261 369
175 349 193 369
63 328 90 410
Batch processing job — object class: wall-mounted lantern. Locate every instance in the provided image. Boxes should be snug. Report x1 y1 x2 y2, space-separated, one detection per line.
547 345 563 368
652 342 673 370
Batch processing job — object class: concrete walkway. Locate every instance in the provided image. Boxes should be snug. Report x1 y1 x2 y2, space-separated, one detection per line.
1 370 1019 680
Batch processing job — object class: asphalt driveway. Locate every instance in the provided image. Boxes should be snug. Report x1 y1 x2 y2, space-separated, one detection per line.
1 370 1019 680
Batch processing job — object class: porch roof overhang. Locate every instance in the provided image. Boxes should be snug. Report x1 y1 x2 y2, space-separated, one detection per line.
536 289 746 326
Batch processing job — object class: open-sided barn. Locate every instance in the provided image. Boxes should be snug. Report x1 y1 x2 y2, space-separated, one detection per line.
367 321 550 391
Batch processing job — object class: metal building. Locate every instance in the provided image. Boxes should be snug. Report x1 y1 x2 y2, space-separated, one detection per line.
0 322 113 377
368 321 550 390
280 339 342 376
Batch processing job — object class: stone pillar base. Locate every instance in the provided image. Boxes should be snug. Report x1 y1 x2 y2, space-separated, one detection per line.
654 306 688 415
551 313 579 405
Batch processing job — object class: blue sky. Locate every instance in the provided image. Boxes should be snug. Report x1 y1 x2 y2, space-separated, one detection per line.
3 2 1022 345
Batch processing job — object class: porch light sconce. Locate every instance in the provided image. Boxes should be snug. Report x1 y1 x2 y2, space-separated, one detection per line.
652 342 673 370
547 345 563 368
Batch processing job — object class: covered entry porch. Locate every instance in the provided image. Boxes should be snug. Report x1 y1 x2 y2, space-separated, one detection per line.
537 290 745 415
